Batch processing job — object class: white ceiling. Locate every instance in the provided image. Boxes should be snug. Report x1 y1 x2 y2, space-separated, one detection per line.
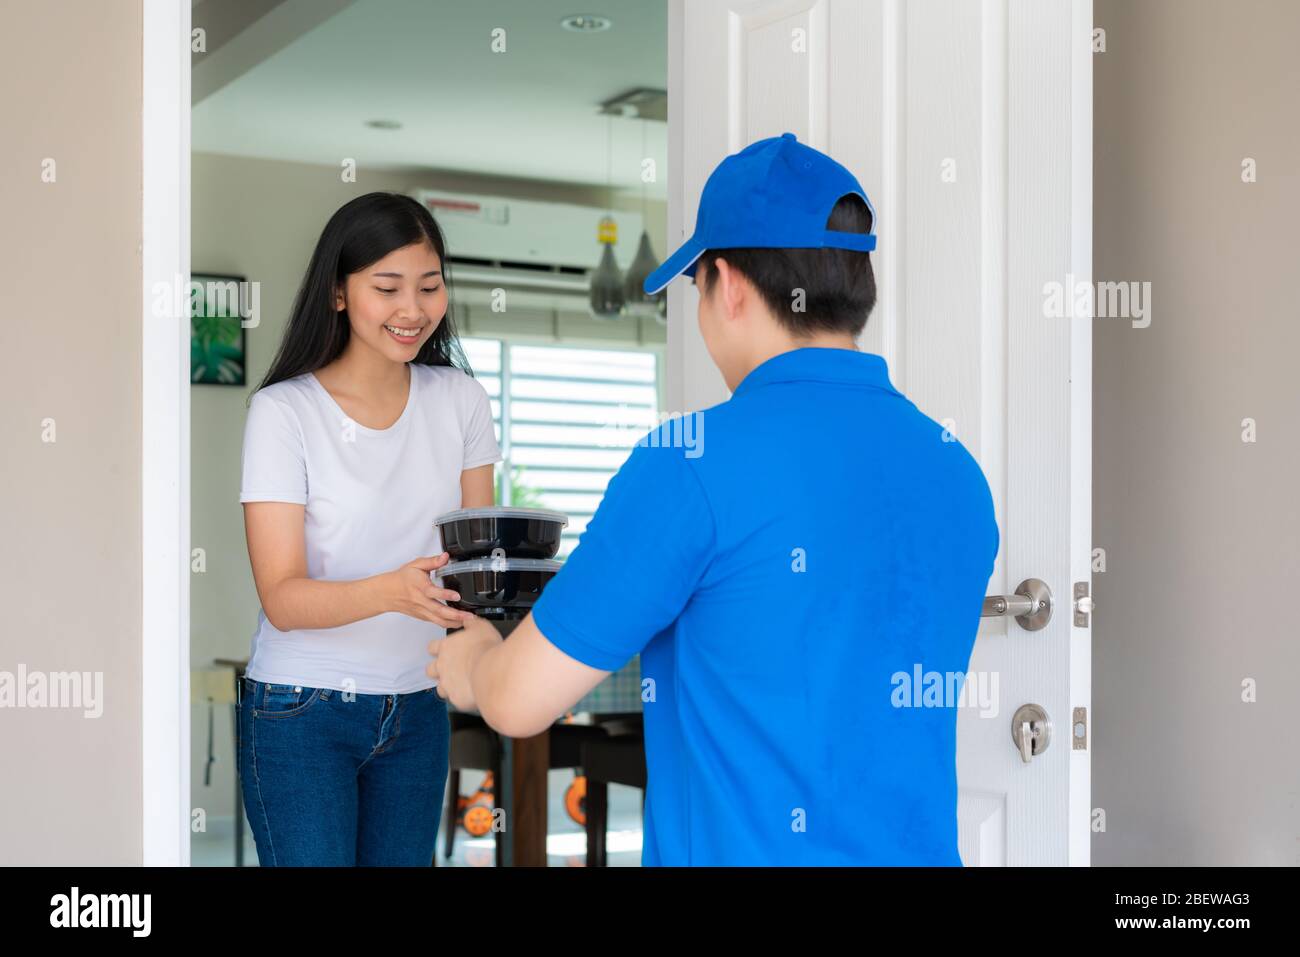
192 0 668 198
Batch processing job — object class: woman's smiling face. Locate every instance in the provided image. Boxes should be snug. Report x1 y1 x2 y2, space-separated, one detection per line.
335 240 447 359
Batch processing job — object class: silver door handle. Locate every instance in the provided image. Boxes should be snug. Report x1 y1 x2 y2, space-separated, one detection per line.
982 578 1052 631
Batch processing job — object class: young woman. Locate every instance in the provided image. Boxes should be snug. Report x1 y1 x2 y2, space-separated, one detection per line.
237 191 500 866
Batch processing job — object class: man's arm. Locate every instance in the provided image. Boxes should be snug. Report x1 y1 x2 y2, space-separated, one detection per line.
428 612 609 738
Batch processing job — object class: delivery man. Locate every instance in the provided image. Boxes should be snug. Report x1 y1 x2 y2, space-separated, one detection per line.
428 132 1000 866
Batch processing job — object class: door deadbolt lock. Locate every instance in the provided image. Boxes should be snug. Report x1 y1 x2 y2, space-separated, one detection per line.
1011 704 1051 763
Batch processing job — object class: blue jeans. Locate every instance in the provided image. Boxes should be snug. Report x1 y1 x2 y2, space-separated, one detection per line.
237 677 450 866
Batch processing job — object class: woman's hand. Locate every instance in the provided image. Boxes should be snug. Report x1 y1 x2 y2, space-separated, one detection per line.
380 553 477 629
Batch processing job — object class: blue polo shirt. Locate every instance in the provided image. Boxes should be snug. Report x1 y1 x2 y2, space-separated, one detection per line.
531 347 999 865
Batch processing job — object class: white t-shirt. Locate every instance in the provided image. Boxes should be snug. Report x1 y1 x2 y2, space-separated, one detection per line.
238 361 502 694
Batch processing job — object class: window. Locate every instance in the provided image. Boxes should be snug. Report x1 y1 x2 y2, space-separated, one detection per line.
460 338 662 558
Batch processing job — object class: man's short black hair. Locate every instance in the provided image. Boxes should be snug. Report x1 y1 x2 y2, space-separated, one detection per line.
694 193 877 337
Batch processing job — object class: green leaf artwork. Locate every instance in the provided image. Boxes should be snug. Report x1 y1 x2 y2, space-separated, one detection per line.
190 273 247 385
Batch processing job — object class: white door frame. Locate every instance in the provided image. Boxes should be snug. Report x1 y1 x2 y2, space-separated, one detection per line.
142 0 192 866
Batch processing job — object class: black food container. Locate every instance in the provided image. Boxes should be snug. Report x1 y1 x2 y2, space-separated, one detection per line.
435 557 562 620
434 507 568 561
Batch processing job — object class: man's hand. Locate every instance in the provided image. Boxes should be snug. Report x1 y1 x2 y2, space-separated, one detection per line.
427 614 502 712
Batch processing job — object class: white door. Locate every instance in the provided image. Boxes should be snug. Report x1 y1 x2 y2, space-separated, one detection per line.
666 0 1093 866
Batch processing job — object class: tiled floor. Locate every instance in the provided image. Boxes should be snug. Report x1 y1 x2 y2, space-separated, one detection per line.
191 768 643 867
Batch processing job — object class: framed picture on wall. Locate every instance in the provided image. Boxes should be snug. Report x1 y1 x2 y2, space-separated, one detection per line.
190 272 248 385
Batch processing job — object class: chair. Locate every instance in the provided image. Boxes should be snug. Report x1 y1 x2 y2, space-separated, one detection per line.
441 713 617 865
580 717 646 867
442 711 505 866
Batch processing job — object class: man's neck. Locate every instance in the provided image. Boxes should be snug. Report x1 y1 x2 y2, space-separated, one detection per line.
740 331 859 382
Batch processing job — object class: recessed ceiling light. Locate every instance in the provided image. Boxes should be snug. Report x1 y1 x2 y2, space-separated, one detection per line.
560 14 612 33
366 119 403 130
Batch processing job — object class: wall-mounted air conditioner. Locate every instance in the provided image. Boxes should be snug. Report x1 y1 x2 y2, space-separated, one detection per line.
409 189 646 314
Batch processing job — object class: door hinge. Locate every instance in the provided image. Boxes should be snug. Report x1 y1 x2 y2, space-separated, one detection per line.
1072 706 1088 750
1073 581 1093 627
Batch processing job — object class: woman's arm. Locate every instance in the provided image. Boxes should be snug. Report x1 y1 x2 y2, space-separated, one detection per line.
243 501 471 632
460 462 495 508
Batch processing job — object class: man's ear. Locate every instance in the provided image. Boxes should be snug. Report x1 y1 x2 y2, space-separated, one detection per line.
714 257 747 320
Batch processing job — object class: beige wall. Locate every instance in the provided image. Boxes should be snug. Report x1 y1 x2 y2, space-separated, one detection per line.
1094 0 1300 865
0 0 144 865
189 152 667 829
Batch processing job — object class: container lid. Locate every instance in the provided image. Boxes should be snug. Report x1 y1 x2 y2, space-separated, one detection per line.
437 557 563 577
434 506 569 526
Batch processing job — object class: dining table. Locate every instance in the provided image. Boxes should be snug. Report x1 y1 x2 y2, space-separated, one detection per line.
467 618 643 866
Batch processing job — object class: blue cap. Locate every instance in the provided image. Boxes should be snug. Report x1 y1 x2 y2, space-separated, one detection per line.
644 132 877 295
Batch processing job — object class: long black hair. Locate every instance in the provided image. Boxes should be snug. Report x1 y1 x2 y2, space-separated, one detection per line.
251 191 469 399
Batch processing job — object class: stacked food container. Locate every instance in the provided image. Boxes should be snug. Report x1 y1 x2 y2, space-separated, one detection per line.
432 507 569 621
